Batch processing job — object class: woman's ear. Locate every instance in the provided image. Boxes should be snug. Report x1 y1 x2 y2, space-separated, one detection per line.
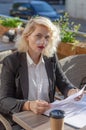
25 35 29 41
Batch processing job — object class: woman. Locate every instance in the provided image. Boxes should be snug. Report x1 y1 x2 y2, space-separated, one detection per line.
0 16 80 130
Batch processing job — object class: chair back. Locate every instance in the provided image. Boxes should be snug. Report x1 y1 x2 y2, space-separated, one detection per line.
59 54 86 88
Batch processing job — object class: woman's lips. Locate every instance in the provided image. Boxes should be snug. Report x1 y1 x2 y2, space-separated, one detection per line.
38 46 45 49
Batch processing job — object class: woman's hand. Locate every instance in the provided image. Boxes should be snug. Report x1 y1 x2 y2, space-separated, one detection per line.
84 90 86 94
67 88 83 101
22 100 50 114
67 88 79 96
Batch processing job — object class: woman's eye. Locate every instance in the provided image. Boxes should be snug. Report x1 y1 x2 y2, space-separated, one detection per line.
36 34 42 38
45 36 50 40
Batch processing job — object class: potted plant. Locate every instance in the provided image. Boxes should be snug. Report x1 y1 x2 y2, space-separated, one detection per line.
0 16 24 36
54 13 86 59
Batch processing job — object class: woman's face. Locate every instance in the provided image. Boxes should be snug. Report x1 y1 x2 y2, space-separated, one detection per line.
26 24 51 56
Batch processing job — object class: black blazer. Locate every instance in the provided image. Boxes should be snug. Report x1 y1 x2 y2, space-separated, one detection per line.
0 52 74 116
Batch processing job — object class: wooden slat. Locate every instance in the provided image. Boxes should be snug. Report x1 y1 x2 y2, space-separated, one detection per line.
13 111 49 130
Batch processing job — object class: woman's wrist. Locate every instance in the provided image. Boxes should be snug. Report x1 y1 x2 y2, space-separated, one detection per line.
22 101 31 111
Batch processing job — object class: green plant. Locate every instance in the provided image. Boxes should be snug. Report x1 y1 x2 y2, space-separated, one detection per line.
0 17 23 28
54 13 81 44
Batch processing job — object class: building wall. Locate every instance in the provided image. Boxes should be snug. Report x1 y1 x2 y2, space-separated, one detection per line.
66 0 86 20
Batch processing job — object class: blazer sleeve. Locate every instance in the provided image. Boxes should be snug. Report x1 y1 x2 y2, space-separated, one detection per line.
54 54 75 98
0 53 26 116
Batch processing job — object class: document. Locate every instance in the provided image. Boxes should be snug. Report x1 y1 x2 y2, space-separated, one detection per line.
44 86 86 128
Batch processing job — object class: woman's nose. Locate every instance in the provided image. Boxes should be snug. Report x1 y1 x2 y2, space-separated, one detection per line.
40 37 47 44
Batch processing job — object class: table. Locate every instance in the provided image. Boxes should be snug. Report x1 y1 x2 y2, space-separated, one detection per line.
13 111 86 130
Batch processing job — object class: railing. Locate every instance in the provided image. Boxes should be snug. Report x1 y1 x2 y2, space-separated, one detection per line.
76 31 86 38
69 30 86 42
76 31 86 42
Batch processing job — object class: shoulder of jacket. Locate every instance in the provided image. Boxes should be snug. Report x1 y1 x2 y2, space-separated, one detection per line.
3 51 20 62
3 52 25 70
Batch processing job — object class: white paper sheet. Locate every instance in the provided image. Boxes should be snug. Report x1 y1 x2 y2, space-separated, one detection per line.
65 109 86 129
44 86 86 128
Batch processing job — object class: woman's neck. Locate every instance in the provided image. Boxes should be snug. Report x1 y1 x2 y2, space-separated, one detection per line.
27 51 41 64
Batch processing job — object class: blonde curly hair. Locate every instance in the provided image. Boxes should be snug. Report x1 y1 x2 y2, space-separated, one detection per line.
16 16 60 57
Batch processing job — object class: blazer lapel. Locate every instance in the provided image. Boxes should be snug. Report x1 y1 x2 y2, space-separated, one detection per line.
44 56 54 102
19 53 29 99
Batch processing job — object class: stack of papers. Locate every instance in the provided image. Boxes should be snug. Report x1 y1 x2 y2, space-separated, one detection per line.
44 86 86 128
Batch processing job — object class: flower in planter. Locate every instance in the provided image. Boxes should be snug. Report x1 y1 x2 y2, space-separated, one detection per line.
0 17 23 28
54 13 82 59
0 16 25 40
54 13 81 45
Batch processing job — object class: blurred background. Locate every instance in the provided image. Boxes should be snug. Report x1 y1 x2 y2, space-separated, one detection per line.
0 0 86 43
0 0 86 32
0 0 86 59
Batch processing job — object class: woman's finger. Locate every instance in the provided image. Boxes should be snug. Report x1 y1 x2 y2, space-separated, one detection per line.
74 94 83 101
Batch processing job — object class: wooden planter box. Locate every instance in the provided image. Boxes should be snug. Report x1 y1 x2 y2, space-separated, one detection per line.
76 43 86 54
0 25 24 37
57 42 86 59
0 25 10 36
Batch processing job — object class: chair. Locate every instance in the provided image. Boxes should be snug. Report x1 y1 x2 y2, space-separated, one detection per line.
55 54 86 100
0 50 12 130
0 114 12 130
59 54 86 88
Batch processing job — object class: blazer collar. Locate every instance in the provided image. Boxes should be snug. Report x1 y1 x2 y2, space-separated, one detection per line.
44 56 54 102
44 56 53 84
18 53 28 99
